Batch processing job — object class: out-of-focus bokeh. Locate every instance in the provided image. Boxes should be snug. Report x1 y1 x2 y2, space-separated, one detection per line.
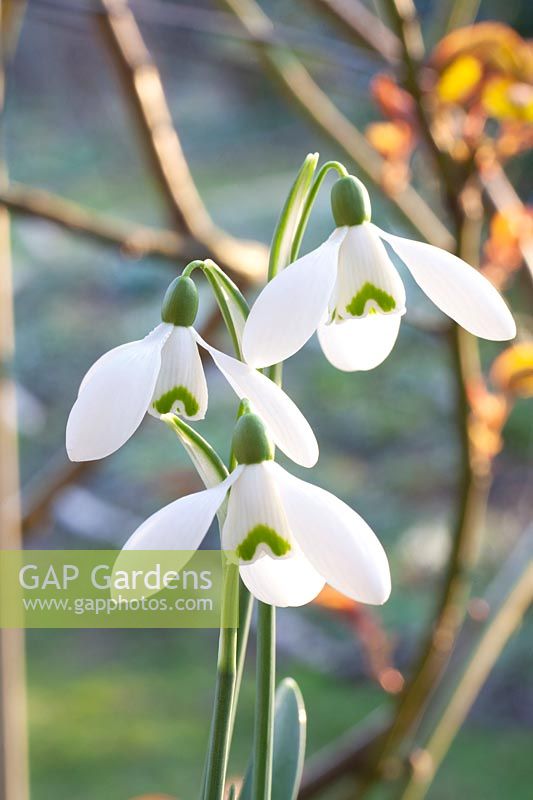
3 1 532 798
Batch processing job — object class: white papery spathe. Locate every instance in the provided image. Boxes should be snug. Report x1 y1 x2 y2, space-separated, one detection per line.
243 222 516 372
120 460 391 609
66 323 318 467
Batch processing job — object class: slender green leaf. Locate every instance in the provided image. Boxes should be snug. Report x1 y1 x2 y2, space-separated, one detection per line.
161 413 228 489
269 152 318 279
203 260 249 359
239 677 307 800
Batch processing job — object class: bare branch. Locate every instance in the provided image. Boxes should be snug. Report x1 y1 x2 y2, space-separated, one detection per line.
306 0 400 64
0 181 189 259
0 182 265 283
220 0 454 249
0 20 29 794
399 529 533 800
97 0 268 280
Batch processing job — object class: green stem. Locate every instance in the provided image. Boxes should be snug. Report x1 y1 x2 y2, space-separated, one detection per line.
253 601 276 800
203 565 239 800
290 160 347 262
181 259 205 278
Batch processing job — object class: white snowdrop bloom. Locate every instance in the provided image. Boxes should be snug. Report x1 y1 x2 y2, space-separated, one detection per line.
243 175 516 372
66 276 318 467
121 414 391 608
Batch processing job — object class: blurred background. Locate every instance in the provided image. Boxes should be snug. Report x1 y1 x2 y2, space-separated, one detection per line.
1 0 532 798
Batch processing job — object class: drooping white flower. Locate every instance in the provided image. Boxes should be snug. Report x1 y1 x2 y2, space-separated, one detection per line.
121 414 391 608
66 276 318 467
243 175 516 372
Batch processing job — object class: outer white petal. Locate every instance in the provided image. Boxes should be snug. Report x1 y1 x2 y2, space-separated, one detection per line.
331 223 406 320
239 548 325 607
121 468 242 552
273 463 391 605
317 313 402 371
374 225 516 340
195 333 319 468
66 323 172 462
242 228 347 368
149 326 208 421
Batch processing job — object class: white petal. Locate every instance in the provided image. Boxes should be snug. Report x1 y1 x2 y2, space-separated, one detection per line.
242 228 346 368
317 313 401 371
273 463 391 605
331 223 406 321
375 225 516 340
196 333 319 468
66 323 172 462
239 548 325 607
122 468 242 552
222 462 294 561
149 326 208 421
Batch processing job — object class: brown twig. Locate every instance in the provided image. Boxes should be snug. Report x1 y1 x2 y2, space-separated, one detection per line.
220 0 454 250
20 454 95 533
0 181 265 283
305 0 400 64
0 181 191 258
382 0 463 228
96 0 267 281
399 528 533 800
0 11 29 795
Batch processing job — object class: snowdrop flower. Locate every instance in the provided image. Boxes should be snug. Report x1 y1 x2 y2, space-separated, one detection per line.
243 175 516 372
66 276 318 467
121 413 391 608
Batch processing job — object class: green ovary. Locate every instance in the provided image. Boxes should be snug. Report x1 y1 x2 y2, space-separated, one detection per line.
153 385 199 416
236 525 291 562
346 282 396 317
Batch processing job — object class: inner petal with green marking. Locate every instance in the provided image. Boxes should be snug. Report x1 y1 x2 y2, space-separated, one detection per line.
152 385 199 417
345 282 397 317
236 524 291 562
148 326 208 421
329 223 406 322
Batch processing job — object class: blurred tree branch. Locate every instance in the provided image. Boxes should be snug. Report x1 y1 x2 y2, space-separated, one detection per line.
381 0 465 227
0 5 29 798
305 0 400 64
96 0 267 280
220 0 454 250
399 528 533 799
0 181 265 282
0 181 189 258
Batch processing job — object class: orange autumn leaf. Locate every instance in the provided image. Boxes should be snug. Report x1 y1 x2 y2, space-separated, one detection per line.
497 121 533 159
431 22 533 80
466 379 509 463
490 342 533 398
484 207 533 270
129 796 177 800
366 120 414 160
482 76 533 122
371 74 416 121
314 584 357 613
437 54 483 103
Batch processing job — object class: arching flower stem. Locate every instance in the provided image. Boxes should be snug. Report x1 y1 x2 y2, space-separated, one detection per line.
290 160 348 263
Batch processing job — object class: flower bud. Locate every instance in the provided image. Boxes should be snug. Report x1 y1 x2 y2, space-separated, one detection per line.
331 175 371 227
232 413 274 465
161 276 199 327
